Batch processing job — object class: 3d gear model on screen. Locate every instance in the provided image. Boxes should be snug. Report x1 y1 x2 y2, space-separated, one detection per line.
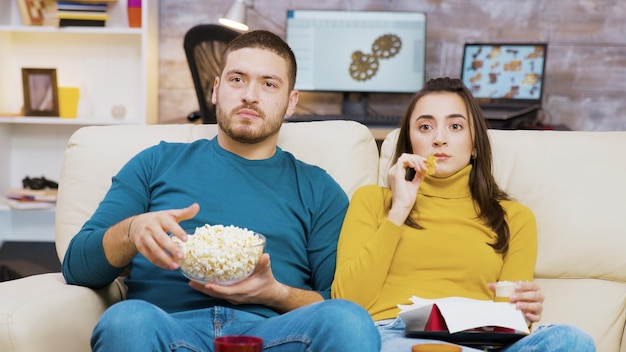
349 33 402 81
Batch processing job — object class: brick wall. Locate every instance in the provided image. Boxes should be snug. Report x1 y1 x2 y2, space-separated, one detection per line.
158 0 626 131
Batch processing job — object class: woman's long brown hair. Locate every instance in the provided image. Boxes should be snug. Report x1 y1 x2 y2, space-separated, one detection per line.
392 77 511 254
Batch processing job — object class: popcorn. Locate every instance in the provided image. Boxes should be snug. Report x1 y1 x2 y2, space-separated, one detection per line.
172 224 265 285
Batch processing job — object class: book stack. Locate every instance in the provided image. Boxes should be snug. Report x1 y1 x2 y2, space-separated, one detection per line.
56 1 110 27
4 188 57 210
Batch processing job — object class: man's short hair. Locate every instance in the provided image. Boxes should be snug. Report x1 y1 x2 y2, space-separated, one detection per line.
221 30 297 91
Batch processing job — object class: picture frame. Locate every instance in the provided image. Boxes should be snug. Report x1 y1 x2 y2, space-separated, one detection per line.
21 68 59 117
16 0 46 25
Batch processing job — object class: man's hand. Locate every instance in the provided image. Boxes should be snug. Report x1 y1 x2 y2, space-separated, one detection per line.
104 203 200 269
189 253 323 313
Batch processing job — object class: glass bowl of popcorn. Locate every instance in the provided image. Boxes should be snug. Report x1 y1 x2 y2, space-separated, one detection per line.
172 224 266 286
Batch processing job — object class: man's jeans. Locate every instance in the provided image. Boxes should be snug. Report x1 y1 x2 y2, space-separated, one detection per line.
376 318 596 352
92 299 381 351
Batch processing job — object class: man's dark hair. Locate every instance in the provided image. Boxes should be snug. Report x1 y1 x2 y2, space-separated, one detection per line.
221 30 297 90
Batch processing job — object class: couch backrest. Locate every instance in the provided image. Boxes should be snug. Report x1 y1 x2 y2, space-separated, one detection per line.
380 129 626 350
55 121 379 260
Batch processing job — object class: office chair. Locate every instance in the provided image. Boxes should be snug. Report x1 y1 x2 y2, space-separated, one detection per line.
184 24 240 124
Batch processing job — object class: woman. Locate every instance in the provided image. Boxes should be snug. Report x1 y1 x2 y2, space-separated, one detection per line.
332 77 595 351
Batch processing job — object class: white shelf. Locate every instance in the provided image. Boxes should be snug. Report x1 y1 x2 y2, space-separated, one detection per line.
0 203 56 242
0 25 143 35
0 116 143 126
0 0 158 125
0 0 159 242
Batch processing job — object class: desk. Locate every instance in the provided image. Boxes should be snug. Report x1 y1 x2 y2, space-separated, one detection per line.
369 127 394 141
369 127 395 152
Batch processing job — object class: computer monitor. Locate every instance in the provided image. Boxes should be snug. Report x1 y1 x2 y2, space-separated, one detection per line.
285 9 427 115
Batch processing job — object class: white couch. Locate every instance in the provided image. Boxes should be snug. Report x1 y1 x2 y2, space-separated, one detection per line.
1 121 624 351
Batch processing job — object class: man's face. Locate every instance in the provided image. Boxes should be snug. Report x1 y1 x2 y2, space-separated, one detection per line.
212 48 298 144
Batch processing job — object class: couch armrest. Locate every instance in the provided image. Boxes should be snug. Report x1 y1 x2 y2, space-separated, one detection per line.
0 273 125 352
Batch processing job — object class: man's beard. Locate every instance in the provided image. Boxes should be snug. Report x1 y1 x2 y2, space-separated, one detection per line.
216 102 284 144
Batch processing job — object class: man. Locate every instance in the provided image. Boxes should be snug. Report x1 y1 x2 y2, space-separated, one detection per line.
62 30 380 351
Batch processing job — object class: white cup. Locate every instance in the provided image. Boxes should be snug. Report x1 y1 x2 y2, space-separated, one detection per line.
494 281 517 302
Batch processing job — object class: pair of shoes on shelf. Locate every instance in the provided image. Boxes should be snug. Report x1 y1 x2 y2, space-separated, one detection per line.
22 176 58 190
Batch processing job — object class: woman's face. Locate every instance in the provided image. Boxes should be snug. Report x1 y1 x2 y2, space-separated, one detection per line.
408 92 475 177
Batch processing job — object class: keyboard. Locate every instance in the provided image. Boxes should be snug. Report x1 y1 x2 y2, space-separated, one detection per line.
284 114 402 127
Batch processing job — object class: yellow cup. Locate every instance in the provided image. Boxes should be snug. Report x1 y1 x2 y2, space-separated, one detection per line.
58 87 80 118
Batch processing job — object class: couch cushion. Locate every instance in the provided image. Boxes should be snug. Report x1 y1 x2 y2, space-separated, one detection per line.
55 121 379 260
487 130 626 282
535 278 626 352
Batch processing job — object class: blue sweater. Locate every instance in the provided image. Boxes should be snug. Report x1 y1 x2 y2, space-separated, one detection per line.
62 137 348 318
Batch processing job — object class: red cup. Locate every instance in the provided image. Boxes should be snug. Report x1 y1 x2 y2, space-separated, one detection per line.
214 335 263 352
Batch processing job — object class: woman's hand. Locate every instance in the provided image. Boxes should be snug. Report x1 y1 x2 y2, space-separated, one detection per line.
489 281 544 323
387 153 431 226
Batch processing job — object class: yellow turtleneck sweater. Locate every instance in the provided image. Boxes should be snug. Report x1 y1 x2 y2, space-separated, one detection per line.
331 165 537 321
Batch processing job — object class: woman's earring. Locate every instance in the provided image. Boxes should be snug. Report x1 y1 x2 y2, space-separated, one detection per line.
471 150 477 159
